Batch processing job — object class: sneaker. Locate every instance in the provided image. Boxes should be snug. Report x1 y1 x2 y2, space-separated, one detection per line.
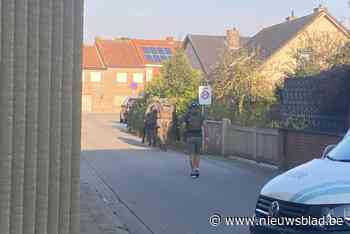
190 171 197 178
194 169 200 178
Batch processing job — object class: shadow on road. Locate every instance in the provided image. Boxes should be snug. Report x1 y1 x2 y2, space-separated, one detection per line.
117 136 146 148
81 148 277 234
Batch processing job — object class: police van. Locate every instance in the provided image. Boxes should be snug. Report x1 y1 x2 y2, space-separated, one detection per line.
250 130 350 234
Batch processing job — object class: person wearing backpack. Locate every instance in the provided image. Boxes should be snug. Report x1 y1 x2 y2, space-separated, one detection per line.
184 102 204 178
143 108 158 147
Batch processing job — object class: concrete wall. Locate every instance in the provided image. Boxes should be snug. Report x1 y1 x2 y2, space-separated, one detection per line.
0 0 84 233
203 120 343 170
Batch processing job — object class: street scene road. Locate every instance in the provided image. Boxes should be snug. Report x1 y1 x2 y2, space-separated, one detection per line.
81 114 279 234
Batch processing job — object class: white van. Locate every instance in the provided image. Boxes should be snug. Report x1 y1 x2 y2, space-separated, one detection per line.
250 131 350 234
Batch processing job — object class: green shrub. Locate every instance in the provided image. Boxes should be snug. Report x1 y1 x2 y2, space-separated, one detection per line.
127 98 147 134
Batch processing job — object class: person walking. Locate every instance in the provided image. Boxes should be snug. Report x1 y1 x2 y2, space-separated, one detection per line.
143 108 158 146
184 102 204 178
148 109 158 147
142 111 152 145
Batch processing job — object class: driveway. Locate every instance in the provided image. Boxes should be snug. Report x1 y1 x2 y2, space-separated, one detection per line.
81 113 279 234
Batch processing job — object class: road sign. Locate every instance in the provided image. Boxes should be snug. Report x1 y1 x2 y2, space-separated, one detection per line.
199 85 212 105
130 82 138 90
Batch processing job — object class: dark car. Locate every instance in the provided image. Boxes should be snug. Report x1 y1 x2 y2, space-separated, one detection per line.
120 97 139 123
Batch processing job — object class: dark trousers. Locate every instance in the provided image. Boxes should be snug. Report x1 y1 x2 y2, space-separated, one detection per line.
144 127 157 146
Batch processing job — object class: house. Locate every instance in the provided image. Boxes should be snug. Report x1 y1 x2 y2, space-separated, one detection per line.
184 6 350 83
82 37 179 113
183 29 250 79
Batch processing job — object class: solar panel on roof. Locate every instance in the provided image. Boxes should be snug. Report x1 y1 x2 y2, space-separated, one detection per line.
143 47 172 63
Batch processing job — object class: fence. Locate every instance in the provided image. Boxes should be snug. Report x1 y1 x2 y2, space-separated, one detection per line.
224 122 282 166
203 120 223 155
281 67 350 133
203 119 345 170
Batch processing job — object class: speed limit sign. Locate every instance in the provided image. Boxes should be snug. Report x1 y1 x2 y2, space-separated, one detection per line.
199 86 212 105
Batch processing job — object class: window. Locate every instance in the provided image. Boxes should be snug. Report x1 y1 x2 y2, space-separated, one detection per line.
90 72 102 82
146 68 153 82
133 73 144 83
116 73 128 83
82 71 85 82
298 48 313 62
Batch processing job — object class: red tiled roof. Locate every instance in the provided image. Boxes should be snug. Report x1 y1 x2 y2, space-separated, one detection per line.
132 38 181 65
95 39 143 68
83 45 105 69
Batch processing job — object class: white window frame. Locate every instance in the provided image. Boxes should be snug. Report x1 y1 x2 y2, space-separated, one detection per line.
116 72 128 83
146 68 153 82
90 71 102 82
132 73 144 83
82 71 85 82
298 48 313 62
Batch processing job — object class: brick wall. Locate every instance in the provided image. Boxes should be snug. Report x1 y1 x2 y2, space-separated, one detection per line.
82 67 153 113
282 129 344 169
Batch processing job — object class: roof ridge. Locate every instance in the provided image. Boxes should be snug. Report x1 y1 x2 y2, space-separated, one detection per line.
259 12 317 32
245 11 324 61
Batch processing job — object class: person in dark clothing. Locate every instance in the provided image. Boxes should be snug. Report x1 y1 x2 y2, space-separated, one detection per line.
142 112 151 144
143 108 158 147
148 109 158 147
184 102 204 178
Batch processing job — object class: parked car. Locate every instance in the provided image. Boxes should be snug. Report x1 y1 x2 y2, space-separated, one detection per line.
120 97 139 123
250 130 350 234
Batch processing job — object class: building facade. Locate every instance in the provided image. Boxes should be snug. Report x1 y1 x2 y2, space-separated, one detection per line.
184 6 350 84
83 37 178 113
0 1 83 234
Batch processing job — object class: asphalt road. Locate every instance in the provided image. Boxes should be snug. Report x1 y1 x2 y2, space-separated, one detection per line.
81 114 279 234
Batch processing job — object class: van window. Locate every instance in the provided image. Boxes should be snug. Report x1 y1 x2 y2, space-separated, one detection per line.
327 137 350 162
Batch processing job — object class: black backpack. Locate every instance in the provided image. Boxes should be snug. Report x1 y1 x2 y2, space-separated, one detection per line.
186 112 202 131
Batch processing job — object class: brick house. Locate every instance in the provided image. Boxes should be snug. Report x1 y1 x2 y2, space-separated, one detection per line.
184 6 350 83
82 37 178 113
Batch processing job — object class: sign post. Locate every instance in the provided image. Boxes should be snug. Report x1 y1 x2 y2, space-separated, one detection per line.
130 82 138 97
199 85 212 119
199 85 212 105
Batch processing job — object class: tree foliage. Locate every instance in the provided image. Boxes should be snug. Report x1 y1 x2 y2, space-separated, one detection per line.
210 49 276 125
328 41 350 67
286 32 348 78
145 48 201 115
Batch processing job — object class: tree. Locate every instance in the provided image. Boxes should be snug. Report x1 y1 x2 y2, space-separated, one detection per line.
145 49 201 115
328 42 350 67
211 49 276 124
285 32 347 78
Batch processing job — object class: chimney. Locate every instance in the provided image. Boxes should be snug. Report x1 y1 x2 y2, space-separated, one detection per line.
286 10 297 22
314 4 327 13
226 28 240 50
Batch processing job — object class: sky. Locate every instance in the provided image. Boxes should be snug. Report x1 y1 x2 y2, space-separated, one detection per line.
84 0 349 44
